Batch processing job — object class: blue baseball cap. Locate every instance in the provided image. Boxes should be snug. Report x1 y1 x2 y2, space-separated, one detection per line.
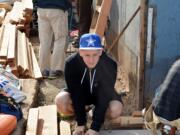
79 33 103 50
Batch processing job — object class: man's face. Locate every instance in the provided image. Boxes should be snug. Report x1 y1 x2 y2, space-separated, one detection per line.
79 49 102 69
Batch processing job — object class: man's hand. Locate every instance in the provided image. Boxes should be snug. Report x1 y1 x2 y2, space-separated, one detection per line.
85 129 99 135
73 126 85 135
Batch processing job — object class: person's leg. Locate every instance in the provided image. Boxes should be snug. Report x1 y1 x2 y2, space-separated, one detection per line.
78 0 93 36
55 91 74 116
37 8 53 73
50 9 68 72
106 100 123 119
73 0 93 48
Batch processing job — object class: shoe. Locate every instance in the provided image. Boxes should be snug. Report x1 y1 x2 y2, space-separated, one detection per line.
42 69 49 78
48 70 63 79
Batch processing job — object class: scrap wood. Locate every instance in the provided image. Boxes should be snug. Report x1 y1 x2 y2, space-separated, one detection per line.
0 23 10 59
107 116 144 129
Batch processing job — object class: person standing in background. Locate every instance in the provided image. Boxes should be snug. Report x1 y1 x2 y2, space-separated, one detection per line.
37 0 71 78
72 0 93 48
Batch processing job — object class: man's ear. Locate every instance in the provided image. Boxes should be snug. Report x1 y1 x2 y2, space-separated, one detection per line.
98 49 103 56
79 50 83 57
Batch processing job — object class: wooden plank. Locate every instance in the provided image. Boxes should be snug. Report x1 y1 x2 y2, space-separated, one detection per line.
0 25 5 50
139 0 146 109
25 108 39 135
37 105 58 135
26 39 33 76
0 23 10 59
30 43 42 79
7 24 16 61
60 121 71 135
0 8 6 24
17 30 29 74
94 0 112 37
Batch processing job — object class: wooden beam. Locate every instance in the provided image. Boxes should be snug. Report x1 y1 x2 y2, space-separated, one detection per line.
37 105 58 135
94 0 112 37
0 24 10 59
30 43 42 79
139 0 147 108
7 24 16 62
25 108 39 135
17 30 29 74
60 121 71 135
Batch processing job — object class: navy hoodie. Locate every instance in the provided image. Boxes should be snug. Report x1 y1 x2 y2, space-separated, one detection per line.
65 52 122 131
37 0 71 11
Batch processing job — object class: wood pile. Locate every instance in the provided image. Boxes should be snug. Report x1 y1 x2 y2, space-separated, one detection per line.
0 1 42 79
25 105 71 135
0 23 42 79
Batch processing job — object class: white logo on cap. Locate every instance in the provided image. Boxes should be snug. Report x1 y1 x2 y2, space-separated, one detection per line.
86 37 96 47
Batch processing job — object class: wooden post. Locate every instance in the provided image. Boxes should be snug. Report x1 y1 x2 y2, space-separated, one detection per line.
139 0 147 109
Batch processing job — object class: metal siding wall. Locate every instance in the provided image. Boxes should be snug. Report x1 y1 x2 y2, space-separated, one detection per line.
145 0 180 102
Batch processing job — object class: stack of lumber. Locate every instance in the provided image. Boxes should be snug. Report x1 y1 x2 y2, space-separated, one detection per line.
0 23 42 79
25 105 71 135
3 0 33 35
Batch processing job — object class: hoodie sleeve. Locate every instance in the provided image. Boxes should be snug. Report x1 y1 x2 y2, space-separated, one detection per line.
64 61 87 126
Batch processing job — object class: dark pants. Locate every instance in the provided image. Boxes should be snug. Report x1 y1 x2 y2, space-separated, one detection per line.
76 0 93 37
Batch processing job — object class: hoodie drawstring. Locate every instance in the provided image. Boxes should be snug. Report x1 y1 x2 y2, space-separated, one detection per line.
81 68 87 84
81 68 96 94
89 69 96 93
